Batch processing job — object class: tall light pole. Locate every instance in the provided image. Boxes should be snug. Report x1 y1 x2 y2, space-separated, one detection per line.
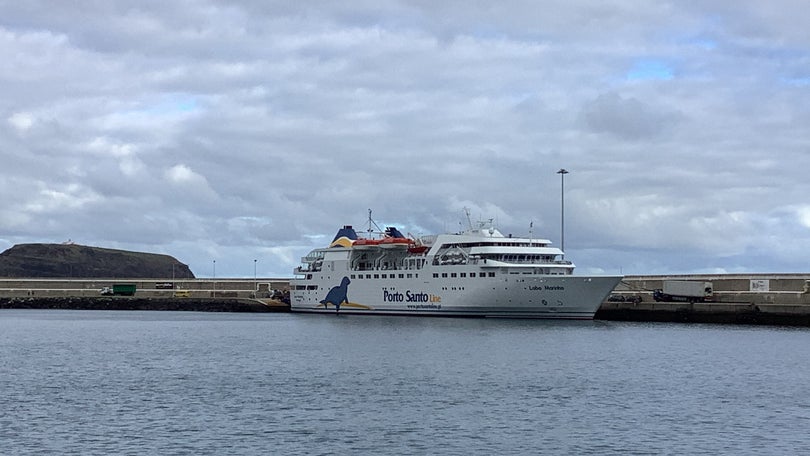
212 259 216 294
253 259 257 295
557 168 569 259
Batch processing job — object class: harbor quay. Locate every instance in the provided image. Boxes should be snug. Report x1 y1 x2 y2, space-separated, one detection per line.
0 278 290 298
0 278 291 312
598 273 810 326
2 274 810 325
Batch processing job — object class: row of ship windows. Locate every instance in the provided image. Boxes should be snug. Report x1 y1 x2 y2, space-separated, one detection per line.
350 273 420 280
434 272 496 278
330 271 500 280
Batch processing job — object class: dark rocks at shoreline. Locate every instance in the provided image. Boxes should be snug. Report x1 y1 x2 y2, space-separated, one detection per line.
0 297 287 313
6 297 807 325
595 307 810 327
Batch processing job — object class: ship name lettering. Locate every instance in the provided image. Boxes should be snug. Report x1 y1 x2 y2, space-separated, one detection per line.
406 290 430 302
544 285 564 291
383 290 434 302
383 290 405 302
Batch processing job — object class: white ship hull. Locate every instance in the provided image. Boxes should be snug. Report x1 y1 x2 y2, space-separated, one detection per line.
292 273 621 319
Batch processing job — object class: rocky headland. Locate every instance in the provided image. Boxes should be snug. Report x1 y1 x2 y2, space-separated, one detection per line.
0 243 194 278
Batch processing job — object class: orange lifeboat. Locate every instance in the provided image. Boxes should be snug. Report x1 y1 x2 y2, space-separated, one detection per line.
408 245 429 254
379 237 412 248
352 238 381 249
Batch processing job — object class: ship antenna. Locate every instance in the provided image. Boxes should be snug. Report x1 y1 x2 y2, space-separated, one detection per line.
463 207 473 230
367 209 382 237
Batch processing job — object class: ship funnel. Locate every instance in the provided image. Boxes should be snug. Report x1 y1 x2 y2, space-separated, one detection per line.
330 225 358 248
385 226 405 238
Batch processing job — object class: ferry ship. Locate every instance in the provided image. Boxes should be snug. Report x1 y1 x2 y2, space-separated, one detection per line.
291 214 622 318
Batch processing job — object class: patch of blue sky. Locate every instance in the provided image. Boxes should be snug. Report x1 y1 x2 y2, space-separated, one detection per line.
138 94 199 116
781 76 810 86
626 59 674 81
160 95 198 113
674 32 719 51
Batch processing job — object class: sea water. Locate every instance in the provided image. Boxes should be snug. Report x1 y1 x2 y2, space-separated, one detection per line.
2 309 809 455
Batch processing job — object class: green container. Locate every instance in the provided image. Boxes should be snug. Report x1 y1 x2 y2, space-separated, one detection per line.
112 284 137 296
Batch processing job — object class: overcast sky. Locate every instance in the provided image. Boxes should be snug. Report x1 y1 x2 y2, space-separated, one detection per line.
2 1 809 278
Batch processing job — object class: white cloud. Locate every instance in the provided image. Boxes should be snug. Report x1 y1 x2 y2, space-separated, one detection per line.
798 206 810 229
163 164 219 204
165 164 198 184
86 137 135 157
8 112 34 131
22 182 102 214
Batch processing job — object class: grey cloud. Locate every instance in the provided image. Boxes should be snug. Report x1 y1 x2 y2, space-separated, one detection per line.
580 93 679 140
1 1 809 276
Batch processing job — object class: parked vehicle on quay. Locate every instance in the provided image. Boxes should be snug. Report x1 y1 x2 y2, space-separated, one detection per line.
653 280 713 303
100 283 137 296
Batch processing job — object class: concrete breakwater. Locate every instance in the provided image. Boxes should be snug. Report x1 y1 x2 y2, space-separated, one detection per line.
0 297 288 313
599 274 810 326
0 278 290 300
596 302 810 326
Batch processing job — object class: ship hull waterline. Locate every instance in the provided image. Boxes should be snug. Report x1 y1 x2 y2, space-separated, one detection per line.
291 275 622 319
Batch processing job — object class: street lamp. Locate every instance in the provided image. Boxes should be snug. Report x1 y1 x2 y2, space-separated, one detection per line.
212 260 216 294
557 168 569 259
253 259 257 295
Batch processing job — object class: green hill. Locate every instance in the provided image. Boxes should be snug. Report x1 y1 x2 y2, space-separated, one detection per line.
0 243 195 279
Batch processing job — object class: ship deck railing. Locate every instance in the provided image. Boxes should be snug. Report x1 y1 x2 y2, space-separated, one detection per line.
453 257 574 266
